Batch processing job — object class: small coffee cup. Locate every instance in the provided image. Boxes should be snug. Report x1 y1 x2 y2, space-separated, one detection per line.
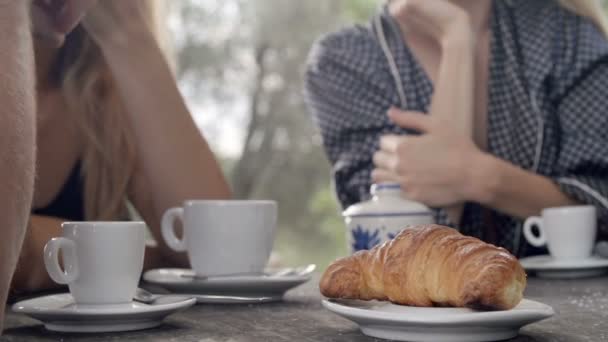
523 205 596 260
161 200 277 276
44 221 146 305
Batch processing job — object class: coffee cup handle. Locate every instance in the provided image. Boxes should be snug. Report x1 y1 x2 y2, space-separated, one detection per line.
523 217 547 247
161 207 187 252
43 237 79 285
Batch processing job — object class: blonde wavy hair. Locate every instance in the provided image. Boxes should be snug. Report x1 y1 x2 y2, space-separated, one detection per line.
559 0 608 36
51 0 171 220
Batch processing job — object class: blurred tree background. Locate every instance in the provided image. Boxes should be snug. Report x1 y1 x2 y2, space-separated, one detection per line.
166 0 378 268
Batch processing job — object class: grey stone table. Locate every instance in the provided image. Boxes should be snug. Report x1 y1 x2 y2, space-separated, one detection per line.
2 274 607 342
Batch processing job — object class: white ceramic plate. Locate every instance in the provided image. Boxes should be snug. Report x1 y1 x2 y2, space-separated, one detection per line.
12 293 195 333
323 299 554 342
520 255 608 279
143 267 312 304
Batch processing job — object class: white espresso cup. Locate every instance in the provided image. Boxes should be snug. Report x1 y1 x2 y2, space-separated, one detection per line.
161 200 277 276
523 205 597 260
44 221 146 305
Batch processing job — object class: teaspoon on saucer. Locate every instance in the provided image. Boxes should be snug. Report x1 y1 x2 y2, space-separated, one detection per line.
134 288 275 304
179 264 316 281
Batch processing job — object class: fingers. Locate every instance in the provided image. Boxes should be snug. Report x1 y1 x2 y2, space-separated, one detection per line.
379 135 403 154
371 169 401 184
373 150 399 173
388 108 433 133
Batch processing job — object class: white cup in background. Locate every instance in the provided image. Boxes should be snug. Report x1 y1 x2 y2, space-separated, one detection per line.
523 205 596 260
161 200 277 277
44 222 146 305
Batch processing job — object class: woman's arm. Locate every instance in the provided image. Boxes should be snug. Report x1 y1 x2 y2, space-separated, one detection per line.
470 153 578 218
81 1 230 263
0 1 36 329
83 1 231 204
431 28 476 224
418 30 573 221
100 40 230 262
93 36 231 207
388 0 479 224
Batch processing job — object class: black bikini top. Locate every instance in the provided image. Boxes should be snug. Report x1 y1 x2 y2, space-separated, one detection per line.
33 162 85 221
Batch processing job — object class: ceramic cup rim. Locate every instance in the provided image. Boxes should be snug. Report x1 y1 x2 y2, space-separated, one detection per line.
541 205 595 217
183 200 277 207
61 221 146 230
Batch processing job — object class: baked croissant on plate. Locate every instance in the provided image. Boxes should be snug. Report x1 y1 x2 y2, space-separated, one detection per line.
320 224 526 310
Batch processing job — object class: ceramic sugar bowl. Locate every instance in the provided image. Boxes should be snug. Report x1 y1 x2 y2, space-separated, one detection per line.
343 183 434 254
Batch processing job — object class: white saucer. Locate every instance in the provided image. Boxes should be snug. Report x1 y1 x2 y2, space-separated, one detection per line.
323 299 554 342
520 255 608 279
12 293 196 333
143 267 312 304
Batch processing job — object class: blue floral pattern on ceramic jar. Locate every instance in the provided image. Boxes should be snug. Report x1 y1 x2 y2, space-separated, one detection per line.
352 225 381 251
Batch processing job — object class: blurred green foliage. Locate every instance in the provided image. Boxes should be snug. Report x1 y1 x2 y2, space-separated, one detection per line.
342 0 379 22
275 186 348 269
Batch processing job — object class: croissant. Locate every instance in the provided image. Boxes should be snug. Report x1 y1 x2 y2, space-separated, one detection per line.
320 224 526 310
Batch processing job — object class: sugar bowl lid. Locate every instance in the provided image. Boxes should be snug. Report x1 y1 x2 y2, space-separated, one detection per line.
342 183 432 218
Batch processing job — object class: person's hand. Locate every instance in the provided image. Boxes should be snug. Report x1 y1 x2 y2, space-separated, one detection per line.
372 108 483 207
81 0 155 47
389 0 473 47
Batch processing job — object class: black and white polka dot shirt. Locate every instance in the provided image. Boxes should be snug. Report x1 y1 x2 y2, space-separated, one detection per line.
305 0 608 257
